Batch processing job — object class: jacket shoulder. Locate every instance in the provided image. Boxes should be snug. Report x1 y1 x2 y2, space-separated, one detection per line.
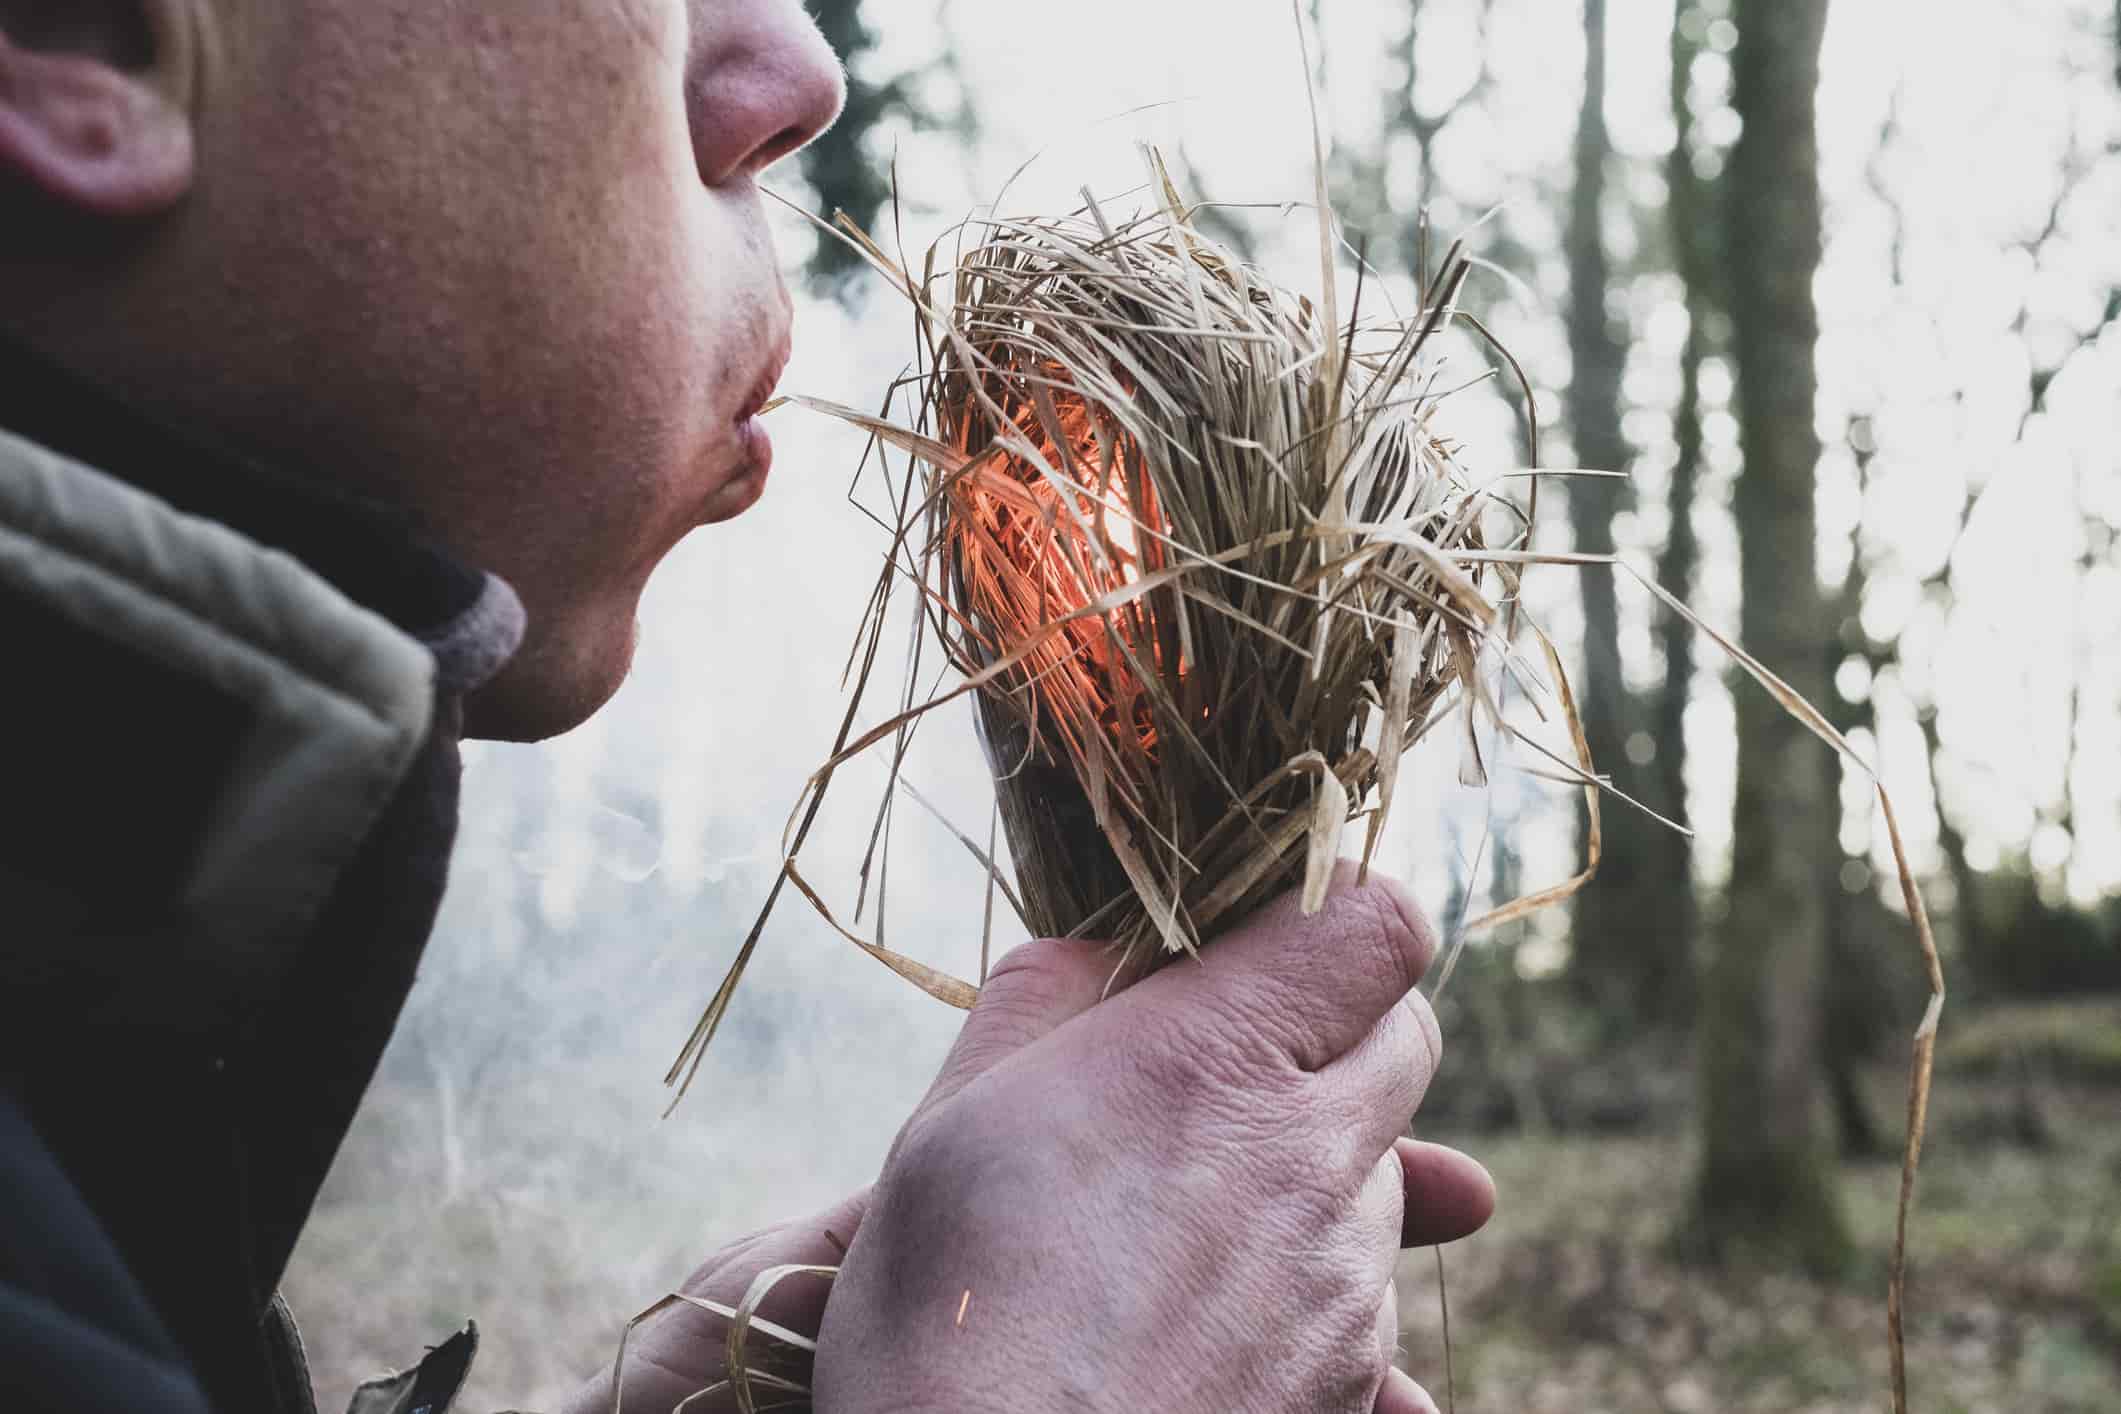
0 428 438 1026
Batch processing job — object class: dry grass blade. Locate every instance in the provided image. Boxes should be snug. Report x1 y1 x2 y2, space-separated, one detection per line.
726 1266 836 1414
610 1285 822 1414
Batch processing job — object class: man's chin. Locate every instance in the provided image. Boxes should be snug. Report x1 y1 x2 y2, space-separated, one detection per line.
701 463 770 525
462 618 639 743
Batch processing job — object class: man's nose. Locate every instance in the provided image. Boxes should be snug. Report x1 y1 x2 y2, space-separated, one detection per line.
686 0 848 188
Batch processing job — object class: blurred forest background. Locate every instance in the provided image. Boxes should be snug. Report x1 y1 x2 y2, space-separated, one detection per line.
284 1 2121 1410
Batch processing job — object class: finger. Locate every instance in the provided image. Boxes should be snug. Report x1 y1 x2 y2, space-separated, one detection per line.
1139 860 1437 1071
1374 1365 1441 1414
1376 1278 1401 1367
602 1187 874 1414
1357 1149 1408 1288
919 935 1115 1113
1320 992 1444 1157
677 1186 870 1320
1395 1137 1496 1248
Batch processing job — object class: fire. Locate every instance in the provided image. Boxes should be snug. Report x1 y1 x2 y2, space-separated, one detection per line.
946 377 1185 765
1097 481 1142 585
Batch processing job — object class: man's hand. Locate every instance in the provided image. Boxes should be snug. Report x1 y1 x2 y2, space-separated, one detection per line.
559 1187 869 1414
815 863 1492 1414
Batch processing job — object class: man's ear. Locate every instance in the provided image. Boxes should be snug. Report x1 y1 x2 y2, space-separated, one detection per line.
0 0 196 218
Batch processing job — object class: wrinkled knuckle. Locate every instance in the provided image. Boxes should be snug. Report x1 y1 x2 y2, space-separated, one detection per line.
1305 1071 1375 1145
980 938 1076 1008
1314 1289 1391 1408
1400 989 1444 1076
1272 1219 1395 1408
1365 995 1439 1105
1330 1277 1386 1356
1162 984 1307 1089
1227 985 1324 1073
1342 877 1437 997
883 1103 948 1179
1364 1147 1409 1238
1353 1352 1395 1414
886 1091 990 1185
1125 1012 1246 1096
1118 1018 1294 1146
1283 1162 1357 1235
965 939 1088 1036
970 975 1054 1042
1177 947 1337 1073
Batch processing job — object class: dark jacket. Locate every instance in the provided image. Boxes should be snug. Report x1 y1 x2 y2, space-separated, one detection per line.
0 344 523 1413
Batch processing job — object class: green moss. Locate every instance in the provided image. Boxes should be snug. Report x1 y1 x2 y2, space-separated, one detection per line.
1940 999 2121 1081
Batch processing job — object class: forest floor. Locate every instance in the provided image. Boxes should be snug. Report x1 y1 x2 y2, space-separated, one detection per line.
1399 1069 2121 1413
289 1018 2121 1412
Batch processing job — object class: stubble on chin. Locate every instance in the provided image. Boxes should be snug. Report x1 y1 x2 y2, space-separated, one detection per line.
463 601 641 743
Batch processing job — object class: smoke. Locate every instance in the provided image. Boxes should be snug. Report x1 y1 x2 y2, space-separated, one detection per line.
281 294 980 1406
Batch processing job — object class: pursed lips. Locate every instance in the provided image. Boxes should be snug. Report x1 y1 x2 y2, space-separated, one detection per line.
721 329 792 504
736 331 792 426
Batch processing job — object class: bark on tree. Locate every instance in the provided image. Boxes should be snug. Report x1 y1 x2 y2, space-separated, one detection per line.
1821 432 1889 1159
1686 0 1851 1271
1563 0 1692 1032
1644 0 1709 1024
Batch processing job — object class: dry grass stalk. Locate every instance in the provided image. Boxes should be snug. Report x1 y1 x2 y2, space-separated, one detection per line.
660 143 1940 1414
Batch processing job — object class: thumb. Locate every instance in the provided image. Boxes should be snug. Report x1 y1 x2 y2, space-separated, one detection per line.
917 935 1117 1114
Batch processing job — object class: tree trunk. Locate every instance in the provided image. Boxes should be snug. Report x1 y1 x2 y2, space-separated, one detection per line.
1820 462 1889 1160
1564 0 1692 1032
1644 0 1712 1024
1686 0 1850 1271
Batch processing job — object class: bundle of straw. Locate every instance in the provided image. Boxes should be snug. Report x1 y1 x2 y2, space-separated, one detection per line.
661 138 1938 1414
670 165 1577 1027
912 160 1543 963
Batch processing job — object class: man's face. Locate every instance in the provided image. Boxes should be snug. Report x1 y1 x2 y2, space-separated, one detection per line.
2 0 844 739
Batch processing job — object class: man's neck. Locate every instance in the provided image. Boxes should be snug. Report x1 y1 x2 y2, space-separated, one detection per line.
0 337 484 639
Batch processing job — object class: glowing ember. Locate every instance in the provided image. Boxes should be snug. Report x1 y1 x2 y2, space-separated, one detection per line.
1097 482 1141 584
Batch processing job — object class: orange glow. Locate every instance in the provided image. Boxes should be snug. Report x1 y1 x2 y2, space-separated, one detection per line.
949 375 1186 765
1097 482 1142 584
